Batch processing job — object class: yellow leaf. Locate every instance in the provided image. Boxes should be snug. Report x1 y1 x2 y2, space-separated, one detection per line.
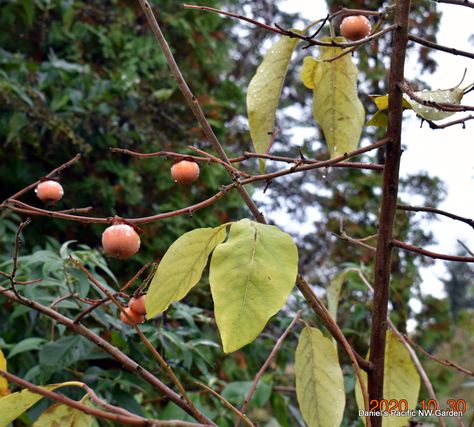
0 349 9 397
33 395 94 427
0 381 84 426
295 326 345 427
247 33 301 171
210 219 298 353
355 330 420 427
146 226 227 318
300 56 322 89
311 37 365 158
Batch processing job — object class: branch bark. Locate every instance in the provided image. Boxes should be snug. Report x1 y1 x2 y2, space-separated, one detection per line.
368 1 411 424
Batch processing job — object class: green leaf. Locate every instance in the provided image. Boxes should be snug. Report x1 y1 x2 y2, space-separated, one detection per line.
146 226 227 318
305 37 365 158
295 326 345 427
247 33 300 172
8 338 46 359
209 219 298 353
39 336 96 370
0 381 84 426
33 396 94 427
355 330 420 426
221 380 272 407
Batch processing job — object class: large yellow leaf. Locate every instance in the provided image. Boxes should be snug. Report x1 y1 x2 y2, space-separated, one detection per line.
146 226 227 318
0 381 84 427
295 326 345 427
0 350 9 397
209 219 298 353
33 395 94 427
355 330 420 427
303 37 365 158
247 33 300 171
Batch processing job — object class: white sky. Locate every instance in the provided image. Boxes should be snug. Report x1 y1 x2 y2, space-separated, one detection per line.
274 1 474 297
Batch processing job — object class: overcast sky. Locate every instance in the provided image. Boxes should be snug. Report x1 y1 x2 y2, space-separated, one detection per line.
276 1 474 297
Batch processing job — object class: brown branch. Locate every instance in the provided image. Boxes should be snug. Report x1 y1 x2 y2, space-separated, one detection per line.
110 148 212 163
194 382 255 427
137 0 264 223
356 270 449 427
369 2 411 424
235 311 302 427
403 334 474 376
3 154 82 203
71 260 207 424
398 204 474 230
409 34 474 59
0 370 209 427
0 285 214 424
4 138 389 225
183 4 396 49
241 152 384 170
392 240 474 263
424 115 474 129
435 0 474 7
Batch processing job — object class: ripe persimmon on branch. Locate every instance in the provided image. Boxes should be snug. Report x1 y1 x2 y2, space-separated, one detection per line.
0 0 473 426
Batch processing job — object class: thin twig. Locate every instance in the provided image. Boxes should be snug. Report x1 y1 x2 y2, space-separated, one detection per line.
71 260 207 424
194 382 255 427
402 335 474 376
424 115 474 130
392 240 474 263
3 154 81 203
435 0 474 7
0 370 208 427
137 0 264 223
398 205 474 230
0 285 213 424
235 311 302 427
409 34 474 59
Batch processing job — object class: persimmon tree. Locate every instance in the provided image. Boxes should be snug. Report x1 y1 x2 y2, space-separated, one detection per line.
0 1 473 426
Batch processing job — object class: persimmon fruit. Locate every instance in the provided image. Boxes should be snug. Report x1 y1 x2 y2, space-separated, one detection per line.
120 307 144 326
35 180 64 203
171 160 200 184
340 15 371 40
102 224 141 259
129 295 146 316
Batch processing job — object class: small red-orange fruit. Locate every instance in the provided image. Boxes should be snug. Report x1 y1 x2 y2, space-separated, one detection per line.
35 180 64 203
120 307 145 326
171 160 200 184
340 15 371 41
129 295 146 316
102 224 141 259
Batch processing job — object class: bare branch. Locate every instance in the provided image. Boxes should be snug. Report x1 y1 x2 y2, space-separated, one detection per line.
435 0 474 9
403 334 474 376
0 370 209 427
392 240 474 262
409 34 474 59
398 204 474 230
423 115 474 130
0 285 214 424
